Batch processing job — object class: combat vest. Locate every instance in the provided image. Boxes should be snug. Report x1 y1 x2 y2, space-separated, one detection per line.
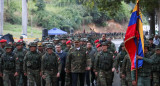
14 49 26 68
152 54 160 72
3 53 15 70
26 51 41 70
119 50 127 67
98 51 113 71
43 53 58 71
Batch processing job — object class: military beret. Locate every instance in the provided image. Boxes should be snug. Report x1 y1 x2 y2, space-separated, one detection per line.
66 40 71 45
94 40 99 43
0 39 7 43
96 44 101 48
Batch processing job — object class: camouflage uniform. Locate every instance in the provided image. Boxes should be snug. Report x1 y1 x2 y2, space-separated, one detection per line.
13 42 27 86
0 47 4 86
141 45 160 86
121 54 132 86
23 42 41 86
94 42 114 86
114 49 127 86
41 44 61 86
0 44 20 86
65 39 91 86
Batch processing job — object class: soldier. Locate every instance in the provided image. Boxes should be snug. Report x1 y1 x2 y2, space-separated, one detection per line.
61 36 67 50
13 42 27 86
53 37 60 46
41 44 61 86
131 42 152 86
55 44 67 86
23 42 41 86
113 42 127 86
99 34 108 43
0 44 19 86
0 39 7 49
86 42 96 86
136 45 160 86
148 37 156 55
94 42 115 86
65 38 91 86
121 54 132 86
37 42 46 86
64 40 72 53
0 45 4 86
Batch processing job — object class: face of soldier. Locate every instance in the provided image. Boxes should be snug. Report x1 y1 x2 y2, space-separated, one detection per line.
30 46 36 52
95 43 99 47
67 44 71 48
47 48 53 54
122 46 125 50
38 46 43 51
156 49 160 55
6 48 12 53
75 42 80 48
1 42 7 47
87 43 92 49
102 45 107 51
102 35 106 40
97 47 102 52
144 47 148 53
56 46 61 52
149 40 153 44
16 45 22 50
54 40 59 44
61 40 67 44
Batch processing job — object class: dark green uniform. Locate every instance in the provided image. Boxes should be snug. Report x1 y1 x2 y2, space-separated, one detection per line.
23 43 41 86
0 44 19 86
94 50 114 86
121 55 132 86
13 42 27 86
0 47 4 86
41 45 61 86
114 50 127 86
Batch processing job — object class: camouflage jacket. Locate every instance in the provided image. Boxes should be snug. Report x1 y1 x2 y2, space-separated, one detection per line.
65 47 91 73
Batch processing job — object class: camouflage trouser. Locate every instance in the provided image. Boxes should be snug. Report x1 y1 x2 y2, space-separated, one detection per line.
27 69 41 86
137 76 151 86
152 72 160 86
3 70 16 86
65 73 72 86
126 73 132 86
98 70 113 86
16 72 27 86
43 70 57 86
120 68 127 86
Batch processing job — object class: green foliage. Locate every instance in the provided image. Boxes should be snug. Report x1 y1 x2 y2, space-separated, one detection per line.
4 2 21 24
35 0 46 11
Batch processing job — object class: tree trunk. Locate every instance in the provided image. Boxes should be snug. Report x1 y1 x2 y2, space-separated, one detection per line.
22 0 28 36
0 0 4 36
149 12 155 37
158 1 160 35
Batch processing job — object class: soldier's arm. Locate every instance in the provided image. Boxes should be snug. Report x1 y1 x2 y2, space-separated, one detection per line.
23 54 27 73
121 55 127 75
65 52 72 72
41 55 45 74
142 54 156 64
56 54 62 74
131 70 136 81
94 53 100 72
86 52 91 68
0 54 4 73
15 54 20 73
113 53 120 70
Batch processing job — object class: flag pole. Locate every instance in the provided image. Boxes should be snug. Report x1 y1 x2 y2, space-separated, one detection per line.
136 0 140 86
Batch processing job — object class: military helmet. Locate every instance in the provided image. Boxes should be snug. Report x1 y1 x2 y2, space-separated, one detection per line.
156 45 160 50
74 38 80 43
144 41 150 47
121 42 124 47
5 44 12 49
16 42 22 46
46 44 53 49
37 42 43 47
20 36 23 39
53 37 59 41
29 42 37 47
102 42 108 46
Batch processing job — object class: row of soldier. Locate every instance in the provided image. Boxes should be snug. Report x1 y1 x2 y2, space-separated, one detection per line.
0 33 159 86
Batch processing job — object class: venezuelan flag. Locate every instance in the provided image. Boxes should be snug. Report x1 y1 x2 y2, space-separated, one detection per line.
124 0 144 71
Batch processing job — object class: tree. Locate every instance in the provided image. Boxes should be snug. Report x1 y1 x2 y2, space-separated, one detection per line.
35 0 46 11
0 0 4 36
22 0 28 36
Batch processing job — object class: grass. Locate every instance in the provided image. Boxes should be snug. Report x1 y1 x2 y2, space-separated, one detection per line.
3 22 42 38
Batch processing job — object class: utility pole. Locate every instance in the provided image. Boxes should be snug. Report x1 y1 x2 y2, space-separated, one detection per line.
0 0 4 37
22 0 28 37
